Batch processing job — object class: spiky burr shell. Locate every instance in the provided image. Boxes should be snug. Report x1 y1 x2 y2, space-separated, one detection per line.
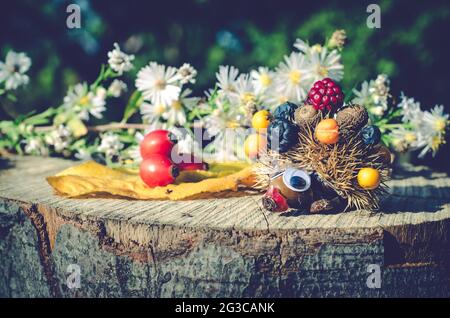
254 124 390 212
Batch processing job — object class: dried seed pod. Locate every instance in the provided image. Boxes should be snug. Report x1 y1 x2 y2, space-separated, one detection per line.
336 104 368 132
294 104 320 129
310 195 344 214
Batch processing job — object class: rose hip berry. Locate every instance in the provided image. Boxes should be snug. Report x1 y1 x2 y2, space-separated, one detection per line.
140 154 179 188
306 78 344 113
140 130 178 159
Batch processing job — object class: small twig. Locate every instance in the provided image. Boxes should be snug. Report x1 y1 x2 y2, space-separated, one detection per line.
33 123 150 132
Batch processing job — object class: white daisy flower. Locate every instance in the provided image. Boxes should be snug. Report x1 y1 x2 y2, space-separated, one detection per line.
163 89 200 126
293 39 311 55
389 127 420 152
107 43 134 75
293 39 324 56
128 131 146 163
352 81 371 105
74 148 93 161
108 79 127 97
250 67 274 94
353 76 390 116
274 52 312 103
216 65 240 97
369 74 390 111
416 105 449 157
203 107 242 137
0 51 32 90
44 125 72 153
23 137 48 156
140 101 167 126
176 63 197 84
423 105 448 134
416 131 445 158
98 132 124 159
135 62 181 106
261 87 291 111
63 83 106 120
308 48 344 82
230 73 256 107
328 30 347 50
398 93 423 124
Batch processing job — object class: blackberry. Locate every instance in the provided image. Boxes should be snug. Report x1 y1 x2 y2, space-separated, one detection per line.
267 119 299 153
273 102 299 122
361 125 381 146
306 78 344 113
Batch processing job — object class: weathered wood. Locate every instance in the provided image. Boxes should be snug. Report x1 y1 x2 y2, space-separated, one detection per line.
0 155 449 297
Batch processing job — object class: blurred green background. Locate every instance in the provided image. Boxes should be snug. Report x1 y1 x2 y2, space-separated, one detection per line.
1 0 449 168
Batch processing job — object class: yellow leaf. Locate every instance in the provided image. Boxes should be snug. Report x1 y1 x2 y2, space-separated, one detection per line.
47 161 258 200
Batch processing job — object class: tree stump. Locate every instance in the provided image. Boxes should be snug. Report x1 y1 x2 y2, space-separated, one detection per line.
0 155 449 297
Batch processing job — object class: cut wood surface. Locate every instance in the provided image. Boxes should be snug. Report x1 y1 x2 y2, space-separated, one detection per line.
0 155 449 297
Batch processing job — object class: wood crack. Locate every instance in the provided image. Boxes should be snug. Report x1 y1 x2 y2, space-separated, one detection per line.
20 203 62 297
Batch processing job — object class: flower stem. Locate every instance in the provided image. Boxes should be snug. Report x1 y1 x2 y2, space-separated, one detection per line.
33 123 150 133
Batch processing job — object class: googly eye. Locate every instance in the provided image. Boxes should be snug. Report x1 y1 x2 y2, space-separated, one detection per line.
283 168 311 192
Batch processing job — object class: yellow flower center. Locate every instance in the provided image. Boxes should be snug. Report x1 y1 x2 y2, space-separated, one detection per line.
155 79 166 90
241 92 255 104
259 74 272 87
288 70 301 85
154 103 166 114
79 95 90 106
431 135 444 151
226 120 240 128
278 95 288 104
312 44 323 53
435 118 447 132
316 65 329 77
171 100 182 110
225 84 236 93
404 132 417 144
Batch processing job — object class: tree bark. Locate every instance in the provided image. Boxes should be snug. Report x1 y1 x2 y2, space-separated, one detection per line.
0 155 449 297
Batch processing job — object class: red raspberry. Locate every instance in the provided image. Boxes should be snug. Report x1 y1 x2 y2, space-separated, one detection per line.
306 78 344 112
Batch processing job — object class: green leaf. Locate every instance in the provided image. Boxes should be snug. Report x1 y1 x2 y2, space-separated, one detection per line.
121 90 143 123
6 93 17 102
23 107 57 125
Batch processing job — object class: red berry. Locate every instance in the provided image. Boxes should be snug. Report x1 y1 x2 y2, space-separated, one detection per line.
306 78 344 112
140 130 177 159
175 153 208 171
140 154 179 188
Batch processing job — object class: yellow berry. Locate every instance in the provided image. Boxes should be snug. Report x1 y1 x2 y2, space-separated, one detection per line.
252 110 271 130
244 133 267 158
315 118 339 144
357 168 380 190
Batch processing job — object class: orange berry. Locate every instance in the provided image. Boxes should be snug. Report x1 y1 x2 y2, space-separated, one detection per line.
244 133 267 158
315 118 339 144
252 110 271 130
357 168 380 190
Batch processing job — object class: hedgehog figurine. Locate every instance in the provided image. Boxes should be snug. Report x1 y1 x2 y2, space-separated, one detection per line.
254 79 391 214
